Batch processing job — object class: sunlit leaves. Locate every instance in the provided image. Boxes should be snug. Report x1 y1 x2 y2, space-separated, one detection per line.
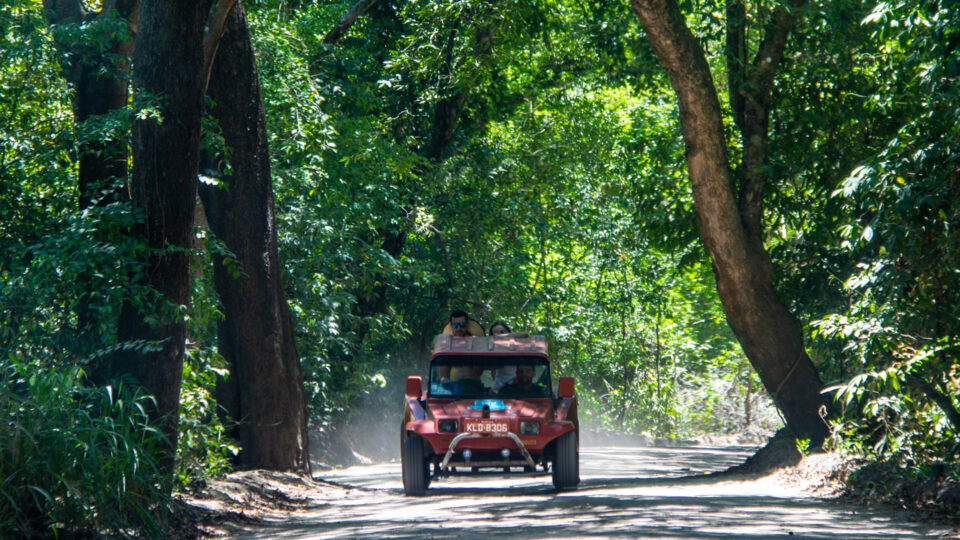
240 0 760 439
811 0 960 455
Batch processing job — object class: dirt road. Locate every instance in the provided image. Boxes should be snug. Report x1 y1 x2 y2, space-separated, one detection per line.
220 445 955 539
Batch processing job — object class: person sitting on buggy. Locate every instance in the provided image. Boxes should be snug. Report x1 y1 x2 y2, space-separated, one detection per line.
441 309 484 337
438 309 484 382
488 320 517 393
447 364 486 395
499 364 548 397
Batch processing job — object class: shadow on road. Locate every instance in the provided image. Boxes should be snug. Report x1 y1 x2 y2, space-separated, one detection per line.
226 445 948 539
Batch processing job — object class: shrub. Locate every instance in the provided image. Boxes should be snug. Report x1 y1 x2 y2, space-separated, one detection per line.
0 359 168 537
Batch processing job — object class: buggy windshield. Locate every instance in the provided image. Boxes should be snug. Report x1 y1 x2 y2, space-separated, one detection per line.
429 355 551 399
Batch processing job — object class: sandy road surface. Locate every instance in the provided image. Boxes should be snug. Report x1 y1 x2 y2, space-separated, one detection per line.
224 445 955 539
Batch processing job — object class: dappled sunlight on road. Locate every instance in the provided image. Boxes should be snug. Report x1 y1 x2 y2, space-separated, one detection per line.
223 446 951 539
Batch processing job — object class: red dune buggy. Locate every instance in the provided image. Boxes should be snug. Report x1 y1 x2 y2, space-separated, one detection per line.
401 334 579 495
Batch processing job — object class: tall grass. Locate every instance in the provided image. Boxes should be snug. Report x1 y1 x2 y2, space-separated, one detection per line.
0 359 168 537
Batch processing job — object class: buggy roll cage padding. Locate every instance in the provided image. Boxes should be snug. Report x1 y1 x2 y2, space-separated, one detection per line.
431 334 549 356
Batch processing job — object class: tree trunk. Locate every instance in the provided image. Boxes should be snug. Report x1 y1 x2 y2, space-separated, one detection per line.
728 0 804 283
629 0 829 443
43 0 138 351
200 2 310 472
114 0 213 477
43 0 138 209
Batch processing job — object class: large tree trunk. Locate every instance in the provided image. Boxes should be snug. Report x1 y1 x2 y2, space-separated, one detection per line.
200 3 310 472
629 0 829 443
114 0 214 477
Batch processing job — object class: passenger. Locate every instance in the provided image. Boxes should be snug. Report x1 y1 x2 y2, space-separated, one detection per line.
441 309 485 337
439 310 483 382
489 320 516 393
500 364 547 396
450 364 486 395
450 309 470 337
489 320 511 336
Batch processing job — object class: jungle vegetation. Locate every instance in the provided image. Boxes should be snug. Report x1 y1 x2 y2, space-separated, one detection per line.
1 0 957 534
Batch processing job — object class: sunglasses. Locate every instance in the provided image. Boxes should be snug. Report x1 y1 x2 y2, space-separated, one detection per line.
451 321 467 329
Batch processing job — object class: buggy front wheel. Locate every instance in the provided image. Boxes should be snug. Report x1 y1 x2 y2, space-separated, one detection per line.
402 435 429 496
551 431 579 490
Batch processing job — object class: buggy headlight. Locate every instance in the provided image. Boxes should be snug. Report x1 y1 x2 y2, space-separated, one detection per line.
519 421 540 435
438 419 458 433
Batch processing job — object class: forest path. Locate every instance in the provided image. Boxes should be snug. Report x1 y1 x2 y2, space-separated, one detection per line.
213 445 954 539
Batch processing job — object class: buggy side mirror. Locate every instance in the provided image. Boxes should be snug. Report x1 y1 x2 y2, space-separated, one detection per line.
557 377 575 398
406 376 423 399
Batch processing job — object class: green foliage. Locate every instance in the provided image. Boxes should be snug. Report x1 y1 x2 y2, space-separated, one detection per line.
2 3 234 519
0 6 182 532
0 359 167 537
2 201 149 365
0 1 143 364
455 80 762 437
176 345 238 486
242 0 773 439
781 0 960 463
0 2 74 261
9 0 958 511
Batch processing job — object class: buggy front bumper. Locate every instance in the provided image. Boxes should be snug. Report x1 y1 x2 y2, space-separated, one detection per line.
438 431 537 472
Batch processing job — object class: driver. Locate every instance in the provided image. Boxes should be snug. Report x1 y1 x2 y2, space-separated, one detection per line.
500 364 546 396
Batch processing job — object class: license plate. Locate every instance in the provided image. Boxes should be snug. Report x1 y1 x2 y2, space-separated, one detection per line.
464 419 509 434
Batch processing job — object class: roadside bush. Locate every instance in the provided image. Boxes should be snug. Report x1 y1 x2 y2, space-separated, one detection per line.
844 460 960 521
0 360 168 537
175 343 238 487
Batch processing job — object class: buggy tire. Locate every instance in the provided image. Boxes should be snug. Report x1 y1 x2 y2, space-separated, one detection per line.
402 435 429 496
551 431 579 490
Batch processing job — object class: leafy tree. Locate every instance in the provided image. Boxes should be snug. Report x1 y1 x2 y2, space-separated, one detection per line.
628 0 830 444
811 0 960 461
244 0 771 440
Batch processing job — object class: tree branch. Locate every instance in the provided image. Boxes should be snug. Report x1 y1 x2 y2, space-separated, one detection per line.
904 374 960 434
323 0 381 45
746 0 805 107
734 0 804 282
202 0 238 93
725 0 746 131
